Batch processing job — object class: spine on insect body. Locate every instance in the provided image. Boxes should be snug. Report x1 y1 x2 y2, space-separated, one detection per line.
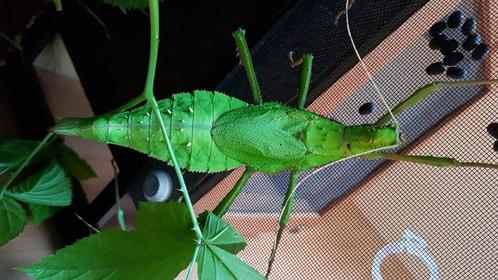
53 91 248 173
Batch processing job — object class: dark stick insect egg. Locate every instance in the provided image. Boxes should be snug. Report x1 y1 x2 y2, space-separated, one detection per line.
426 62 446 75
440 39 459 55
358 102 376 115
443 52 464 66
493 141 498 152
447 10 464 28
429 21 447 37
472 43 490 60
462 18 477 36
446 66 466 79
429 34 447 50
462 34 481 51
486 123 498 139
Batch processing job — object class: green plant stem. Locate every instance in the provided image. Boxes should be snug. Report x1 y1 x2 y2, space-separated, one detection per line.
186 242 201 280
0 132 54 196
144 0 160 102
145 0 202 240
0 32 22 51
149 100 202 239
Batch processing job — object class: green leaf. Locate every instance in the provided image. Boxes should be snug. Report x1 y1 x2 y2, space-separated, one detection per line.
0 139 54 175
197 212 264 280
202 212 246 254
5 161 72 206
134 201 193 234
28 204 61 225
0 197 27 246
20 202 196 280
102 0 148 11
56 144 96 180
198 244 264 280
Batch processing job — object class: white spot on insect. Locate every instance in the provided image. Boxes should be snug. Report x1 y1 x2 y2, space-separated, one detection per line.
188 107 193 113
181 119 185 123
180 129 184 132
146 137 150 141
187 142 192 147
166 108 172 114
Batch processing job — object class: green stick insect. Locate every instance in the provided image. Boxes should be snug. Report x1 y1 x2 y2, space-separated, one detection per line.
52 38 498 279
20 2 498 278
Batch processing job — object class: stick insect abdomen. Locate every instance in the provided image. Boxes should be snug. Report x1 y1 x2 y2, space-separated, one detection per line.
53 91 248 172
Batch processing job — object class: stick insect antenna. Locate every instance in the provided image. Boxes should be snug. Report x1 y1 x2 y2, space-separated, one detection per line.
344 0 399 128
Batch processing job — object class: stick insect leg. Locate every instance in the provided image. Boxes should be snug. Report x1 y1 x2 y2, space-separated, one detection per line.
367 152 498 170
266 171 301 278
111 160 126 231
233 28 263 104
107 94 146 114
210 29 264 219
375 79 498 126
212 167 255 217
296 54 313 109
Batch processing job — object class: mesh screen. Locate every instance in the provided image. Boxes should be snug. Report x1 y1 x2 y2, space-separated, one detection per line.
196 0 498 279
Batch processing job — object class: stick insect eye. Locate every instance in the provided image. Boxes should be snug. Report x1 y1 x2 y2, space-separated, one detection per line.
399 133 407 145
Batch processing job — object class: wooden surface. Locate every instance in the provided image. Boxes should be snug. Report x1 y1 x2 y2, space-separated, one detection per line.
0 223 61 280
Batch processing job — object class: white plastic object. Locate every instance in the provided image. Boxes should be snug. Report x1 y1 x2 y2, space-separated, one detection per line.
372 229 439 280
143 170 173 202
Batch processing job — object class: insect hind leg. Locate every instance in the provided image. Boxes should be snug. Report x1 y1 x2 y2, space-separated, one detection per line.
367 152 498 170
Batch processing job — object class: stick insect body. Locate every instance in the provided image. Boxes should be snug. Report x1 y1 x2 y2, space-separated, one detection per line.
54 91 399 174
52 28 498 277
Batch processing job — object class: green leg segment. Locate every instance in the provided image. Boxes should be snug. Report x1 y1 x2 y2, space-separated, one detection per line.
297 54 313 109
262 55 312 276
233 28 263 104
107 93 146 114
213 168 255 217
210 29 266 219
111 160 127 231
368 152 498 169
266 171 300 278
375 79 498 126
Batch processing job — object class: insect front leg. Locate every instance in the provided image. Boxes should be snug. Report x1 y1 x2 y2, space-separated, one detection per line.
366 152 498 170
210 29 266 215
266 171 300 278
375 79 498 126
296 54 313 109
233 28 263 104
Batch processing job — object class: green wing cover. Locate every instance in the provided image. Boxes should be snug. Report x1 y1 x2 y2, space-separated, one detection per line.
212 103 310 173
